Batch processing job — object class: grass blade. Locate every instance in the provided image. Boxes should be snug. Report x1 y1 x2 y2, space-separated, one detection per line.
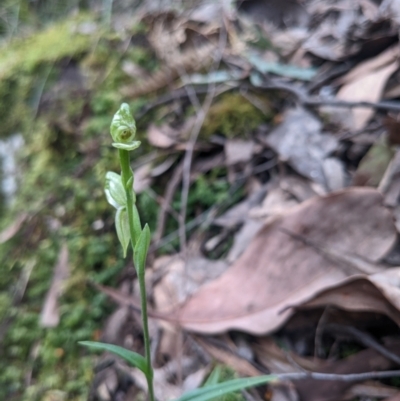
79 341 147 374
175 375 277 401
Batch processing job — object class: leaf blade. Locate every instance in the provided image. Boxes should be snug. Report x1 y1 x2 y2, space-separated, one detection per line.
134 224 150 275
175 375 277 401
79 341 148 373
105 171 126 209
115 207 130 258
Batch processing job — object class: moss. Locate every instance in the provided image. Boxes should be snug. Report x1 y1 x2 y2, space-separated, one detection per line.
201 92 270 138
0 15 97 138
0 16 95 79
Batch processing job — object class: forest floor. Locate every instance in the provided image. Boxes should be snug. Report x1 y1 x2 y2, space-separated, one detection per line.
2 0 400 400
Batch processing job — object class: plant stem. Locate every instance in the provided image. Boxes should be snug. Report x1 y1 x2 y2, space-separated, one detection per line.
138 269 154 400
119 149 155 401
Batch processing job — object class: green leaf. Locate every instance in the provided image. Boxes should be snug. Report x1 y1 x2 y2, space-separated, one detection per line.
131 204 142 246
105 171 126 209
112 141 141 151
79 341 147 374
175 375 277 401
203 365 222 387
115 207 130 257
134 224 150 275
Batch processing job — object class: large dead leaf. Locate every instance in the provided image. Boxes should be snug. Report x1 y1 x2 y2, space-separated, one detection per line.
301 267 400 326
170 188 396 334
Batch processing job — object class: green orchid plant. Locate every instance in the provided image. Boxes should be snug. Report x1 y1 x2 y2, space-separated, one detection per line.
80 103 154 400
79 104 275 401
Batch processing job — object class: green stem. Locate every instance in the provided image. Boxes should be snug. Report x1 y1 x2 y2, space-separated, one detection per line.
119 149 155 401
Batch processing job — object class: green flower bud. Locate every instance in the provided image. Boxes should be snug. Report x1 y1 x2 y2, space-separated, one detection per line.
110 103 141 151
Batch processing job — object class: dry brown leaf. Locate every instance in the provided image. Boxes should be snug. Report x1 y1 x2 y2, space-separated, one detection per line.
301 267 400 326
133 163 153 194
249 185 299 219
224 139 255 165
265 107 338 187
270 384 299 401
154 256 229 314
182 366 211 393
151 155 178 177
336 61 398 131
357 0 380 20
279 176 319 202
302 276 397 317
226 219 264 263
40 243 69 327
130 365 182 400
195 337 262 377
229 183 302 263
322 157 346 191
253 337 311 374
214 185 268 228
347 381 399 400
302 4 360 62
339 44 399 85
147 124 179 148
172 188 396 334
384 392 400 401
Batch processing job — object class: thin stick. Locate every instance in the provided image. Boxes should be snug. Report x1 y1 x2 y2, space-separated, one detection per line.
327 323 400 366
277 369 400 382
179 24 228 255
153 160 184 246
253 80 400 112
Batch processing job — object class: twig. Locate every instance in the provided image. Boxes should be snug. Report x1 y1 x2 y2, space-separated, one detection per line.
327 323 400 366
276 369 400 382
155 157 276 251
152 160 184 247
139 71 400 121
150 326 161 366
178 25 228 254
179 90 217 252
314 306 332 358
252 79 400 112
136 85 238 119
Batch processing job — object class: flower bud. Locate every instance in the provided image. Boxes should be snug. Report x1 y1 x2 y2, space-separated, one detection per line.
110 103 141 151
